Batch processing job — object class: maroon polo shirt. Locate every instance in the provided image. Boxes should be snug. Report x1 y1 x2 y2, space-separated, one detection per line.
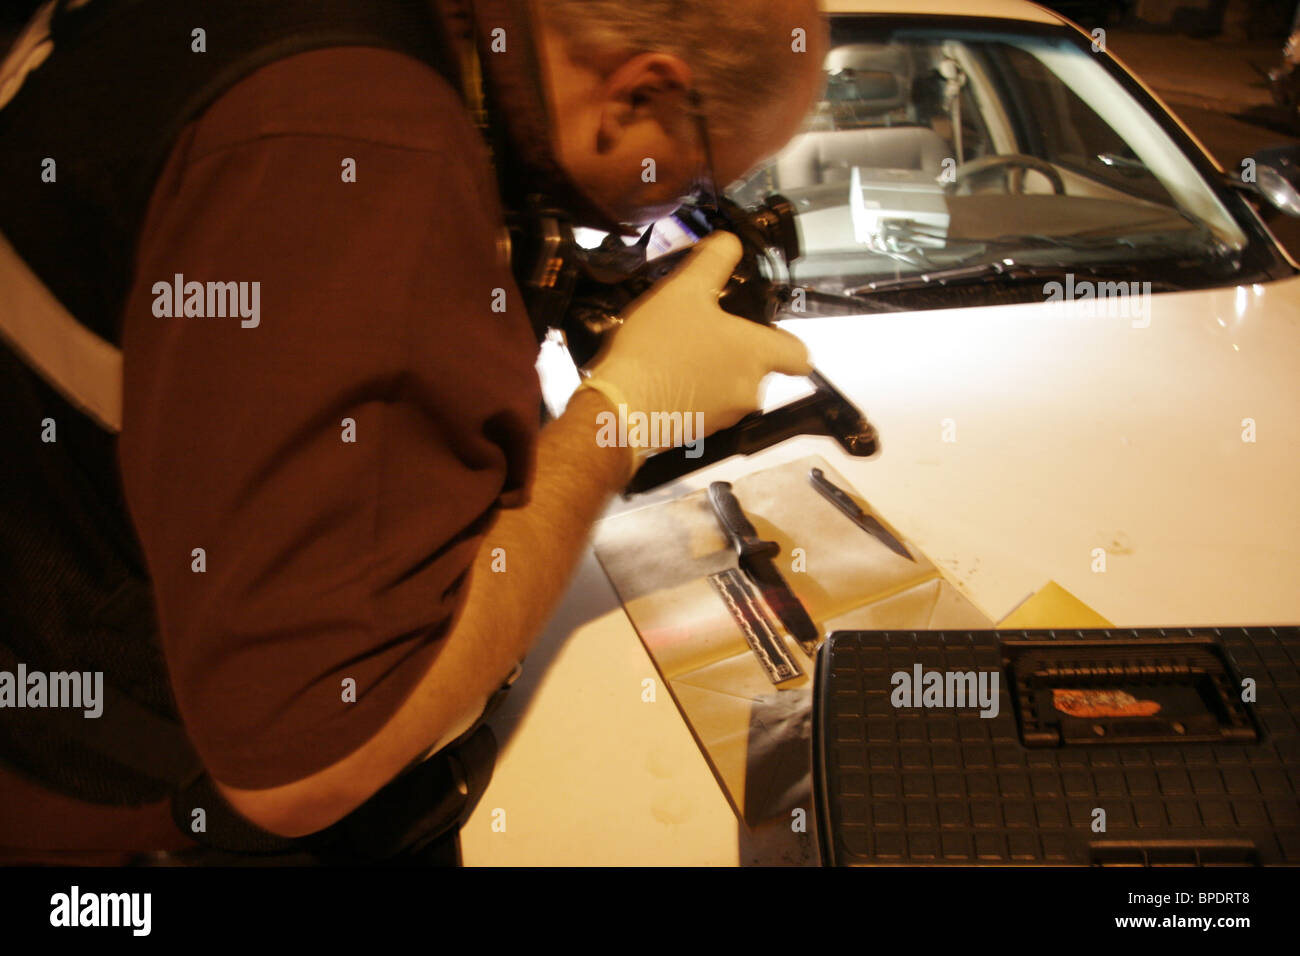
0 44 541 858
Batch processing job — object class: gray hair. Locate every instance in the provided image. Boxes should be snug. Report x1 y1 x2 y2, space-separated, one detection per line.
536 0 823 143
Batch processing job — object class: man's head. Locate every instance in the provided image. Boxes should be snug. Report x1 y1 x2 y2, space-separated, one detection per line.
533 0 827 224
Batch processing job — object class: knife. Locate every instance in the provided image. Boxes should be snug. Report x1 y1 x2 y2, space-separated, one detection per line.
707 481 821 655
808 467 914 561
708 569 803 685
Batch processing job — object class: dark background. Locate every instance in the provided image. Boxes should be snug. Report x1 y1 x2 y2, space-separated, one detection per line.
4 1 1300 251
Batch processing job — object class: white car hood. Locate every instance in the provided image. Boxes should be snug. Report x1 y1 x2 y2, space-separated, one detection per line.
756 275 1300 625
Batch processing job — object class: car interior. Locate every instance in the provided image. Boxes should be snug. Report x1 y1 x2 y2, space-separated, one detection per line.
728 27 1245 288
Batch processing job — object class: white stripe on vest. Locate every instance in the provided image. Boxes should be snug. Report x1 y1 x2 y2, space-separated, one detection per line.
0 229 123 433
0 0 121 433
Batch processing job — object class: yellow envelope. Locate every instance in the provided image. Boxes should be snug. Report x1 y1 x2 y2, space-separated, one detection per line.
997 580 1114 629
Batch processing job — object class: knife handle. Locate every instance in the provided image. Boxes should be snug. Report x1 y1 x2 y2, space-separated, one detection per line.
708 482 779 561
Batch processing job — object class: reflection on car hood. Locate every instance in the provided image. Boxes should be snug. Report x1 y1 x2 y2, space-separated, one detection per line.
764 274 1300 625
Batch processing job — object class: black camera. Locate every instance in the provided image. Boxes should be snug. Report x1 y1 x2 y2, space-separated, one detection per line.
509 191 801 366
508 189 878 493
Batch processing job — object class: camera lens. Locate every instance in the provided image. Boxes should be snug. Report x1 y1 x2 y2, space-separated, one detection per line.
751 194 800 263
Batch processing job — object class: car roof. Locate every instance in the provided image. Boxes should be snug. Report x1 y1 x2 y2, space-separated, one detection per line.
820 0 1066 26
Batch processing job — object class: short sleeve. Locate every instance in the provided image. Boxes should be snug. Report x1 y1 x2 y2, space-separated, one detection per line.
117 47 541 788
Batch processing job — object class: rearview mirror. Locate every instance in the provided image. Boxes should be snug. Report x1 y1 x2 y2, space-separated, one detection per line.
1246 146 1300 217
1257 165 1300 216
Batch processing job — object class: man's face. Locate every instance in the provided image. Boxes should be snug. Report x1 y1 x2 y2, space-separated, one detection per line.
539 18 827 225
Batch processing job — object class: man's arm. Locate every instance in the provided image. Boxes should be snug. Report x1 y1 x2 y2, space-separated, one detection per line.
215 386 626 836
118 48 809 838
211 228 812 836
118 49 577 814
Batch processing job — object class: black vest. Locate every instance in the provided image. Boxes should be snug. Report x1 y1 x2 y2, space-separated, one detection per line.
0 0 468 849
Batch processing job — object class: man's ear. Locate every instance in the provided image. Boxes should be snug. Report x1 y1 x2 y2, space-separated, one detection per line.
595 51 694 151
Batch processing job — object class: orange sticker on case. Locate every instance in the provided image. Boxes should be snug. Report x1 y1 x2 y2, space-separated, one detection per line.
1052 689 1161 718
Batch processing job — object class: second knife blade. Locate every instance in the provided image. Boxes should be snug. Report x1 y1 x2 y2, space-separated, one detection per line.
707 481 822 654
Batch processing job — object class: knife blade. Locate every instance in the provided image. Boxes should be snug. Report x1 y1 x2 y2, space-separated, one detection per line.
708 569 803 685
808 467 914 561
707 481 821 654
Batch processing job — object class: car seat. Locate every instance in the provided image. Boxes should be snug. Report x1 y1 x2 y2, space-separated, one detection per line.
774 43 950 188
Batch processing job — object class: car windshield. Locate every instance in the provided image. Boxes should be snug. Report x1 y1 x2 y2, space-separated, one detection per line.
727 17 1257 302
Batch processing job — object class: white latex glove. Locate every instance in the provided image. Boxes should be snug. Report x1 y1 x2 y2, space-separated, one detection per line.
579 232 812 480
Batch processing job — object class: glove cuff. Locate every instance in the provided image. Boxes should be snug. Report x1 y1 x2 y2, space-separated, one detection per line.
576 377 642 485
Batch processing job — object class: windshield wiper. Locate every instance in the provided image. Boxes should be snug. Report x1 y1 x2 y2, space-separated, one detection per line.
844 256 1201 296
780 257 1190 317
847 260 1079 295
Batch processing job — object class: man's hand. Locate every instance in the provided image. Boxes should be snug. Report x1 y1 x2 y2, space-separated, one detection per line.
581 231 812 475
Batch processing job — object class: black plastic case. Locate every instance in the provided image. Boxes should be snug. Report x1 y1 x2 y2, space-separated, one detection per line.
812 627 1300 866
